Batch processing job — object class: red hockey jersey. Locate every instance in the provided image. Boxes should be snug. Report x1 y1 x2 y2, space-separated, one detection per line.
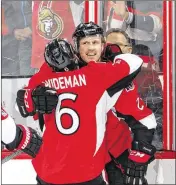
105 111 132 163
105 80 155 163
26 54 142 184
114 81 153 121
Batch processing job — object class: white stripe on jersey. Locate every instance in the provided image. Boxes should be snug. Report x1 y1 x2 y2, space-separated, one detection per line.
2 116 16 144
114 54 143 74
139 113 157 129
94 90 123 156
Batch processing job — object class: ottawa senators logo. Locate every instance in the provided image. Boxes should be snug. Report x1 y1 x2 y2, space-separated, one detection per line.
37 1 64 40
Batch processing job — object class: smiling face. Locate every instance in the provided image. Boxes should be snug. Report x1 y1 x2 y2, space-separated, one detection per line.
78 35 104 63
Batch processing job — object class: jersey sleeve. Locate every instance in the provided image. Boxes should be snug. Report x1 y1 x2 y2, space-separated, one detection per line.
112 81 157 143
102 54 143 113
23 63 51 119
1 107 17 144
104 54 143 89
114 81 157 129
27 63 50 89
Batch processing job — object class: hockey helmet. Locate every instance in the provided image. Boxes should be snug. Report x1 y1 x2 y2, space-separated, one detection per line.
72 22 104 52
44 38 78 72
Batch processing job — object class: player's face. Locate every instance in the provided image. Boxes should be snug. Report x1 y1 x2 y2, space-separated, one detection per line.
106 32 132 54
79 35 104 63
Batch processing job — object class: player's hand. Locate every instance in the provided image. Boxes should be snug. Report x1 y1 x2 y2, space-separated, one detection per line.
32 86 58 114
16 88 36 118
122 150 150 185
113 141 156 185
2 107 42 158
122 141 156 185
6 124 42 158
102 43 122 62
17 125 42 157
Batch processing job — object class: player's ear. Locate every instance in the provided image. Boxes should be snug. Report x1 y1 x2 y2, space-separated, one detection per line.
124 46 132 54
101 43 104 52
127 46 132 54
104 36 106 42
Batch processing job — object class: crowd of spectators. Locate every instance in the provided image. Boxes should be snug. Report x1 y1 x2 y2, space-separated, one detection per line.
2 0 84 76
104 1 163 71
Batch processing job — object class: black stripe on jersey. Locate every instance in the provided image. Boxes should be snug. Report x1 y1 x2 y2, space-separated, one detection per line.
113 110 155 144
107 67 141 97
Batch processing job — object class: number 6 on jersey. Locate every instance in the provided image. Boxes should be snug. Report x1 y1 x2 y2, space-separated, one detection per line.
56 93 80 135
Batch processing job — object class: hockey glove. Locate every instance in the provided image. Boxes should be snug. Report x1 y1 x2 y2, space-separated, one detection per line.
2 108 42 158
113 141 156 185
16 88 36 117
6 125 42 158
102 43 122 62
32 86 58 114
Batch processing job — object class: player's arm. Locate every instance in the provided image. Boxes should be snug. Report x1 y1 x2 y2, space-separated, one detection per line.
106 53 143 88
103 53 143 113
102 43 155 144
16 86 58 117
111 82 157 185
113 81 157 145
102 44 143 90
1 107 42 157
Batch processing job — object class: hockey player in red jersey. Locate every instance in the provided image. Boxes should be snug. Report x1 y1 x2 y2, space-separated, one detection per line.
72 22 157 185
104 29 160 185
16 36 142 184
1 107 42 158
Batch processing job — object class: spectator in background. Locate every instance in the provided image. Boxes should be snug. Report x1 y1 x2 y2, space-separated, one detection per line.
2 1 35 76
105 1 163 68
106 28 163 150
2 6 19 76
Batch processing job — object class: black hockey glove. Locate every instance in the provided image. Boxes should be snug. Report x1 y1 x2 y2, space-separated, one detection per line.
102 43 122 62
112 141 156 185
16 88 36 118
32 86 58 114
6 125 42 158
